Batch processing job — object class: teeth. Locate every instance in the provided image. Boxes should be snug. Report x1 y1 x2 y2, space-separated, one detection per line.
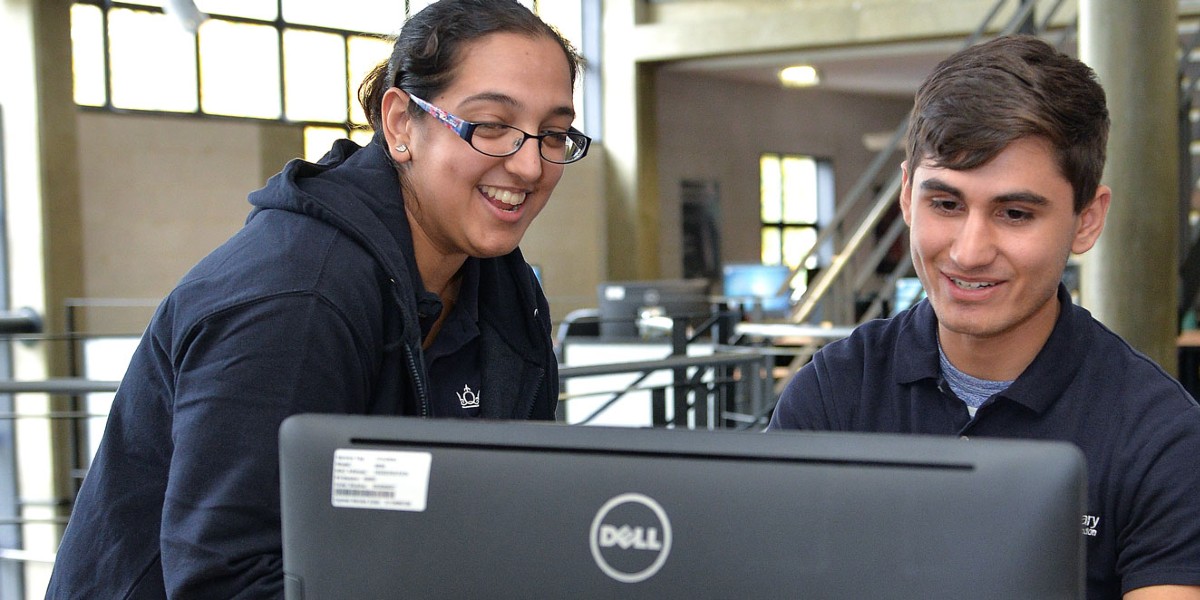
952 278 995 290
482 185 526 207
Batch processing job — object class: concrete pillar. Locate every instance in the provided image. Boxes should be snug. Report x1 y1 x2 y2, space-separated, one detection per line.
602 0 660 280
1079 0 1179 371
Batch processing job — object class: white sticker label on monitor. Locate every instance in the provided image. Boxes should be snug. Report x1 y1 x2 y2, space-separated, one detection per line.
604 285 627 301
331 449 432 512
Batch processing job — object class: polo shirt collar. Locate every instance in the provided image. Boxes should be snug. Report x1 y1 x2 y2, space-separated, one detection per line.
894 283 1089 415
998 284 1089 414
416 258 481 340
895 299 941 384
457 257 481 322
422 258 482 363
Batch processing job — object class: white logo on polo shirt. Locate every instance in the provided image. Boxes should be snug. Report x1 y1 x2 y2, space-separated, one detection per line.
456 385 480 409
1081 514 1100 537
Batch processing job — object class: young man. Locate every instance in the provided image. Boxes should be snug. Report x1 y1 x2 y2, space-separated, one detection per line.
768 35 1200 599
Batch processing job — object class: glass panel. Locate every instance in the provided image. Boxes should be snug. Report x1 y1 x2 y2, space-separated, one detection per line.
408 0 438 17
349 128 375 147
537 0 585 130
761 228 781 266
108 8 198 112
571 74 586 134
198 20 281 118
283 0 405 36
538 0 583 41
71 4 106 106
304 126 347 162
284 29 346 123
783 227 819 270
782 155 818 224
83 338 140 461
194 0 277 20
760 154 782 223
348 35 394 127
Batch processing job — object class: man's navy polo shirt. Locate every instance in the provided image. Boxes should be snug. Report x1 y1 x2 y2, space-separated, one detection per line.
769 285 1200 599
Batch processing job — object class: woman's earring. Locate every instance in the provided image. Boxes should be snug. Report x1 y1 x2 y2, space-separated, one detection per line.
395 144 408 153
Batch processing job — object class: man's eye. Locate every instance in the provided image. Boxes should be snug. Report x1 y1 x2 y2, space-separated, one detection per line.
1003 209 1032 222
930 199 959 212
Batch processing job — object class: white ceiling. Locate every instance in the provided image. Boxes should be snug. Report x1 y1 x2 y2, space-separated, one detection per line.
660 37 997 98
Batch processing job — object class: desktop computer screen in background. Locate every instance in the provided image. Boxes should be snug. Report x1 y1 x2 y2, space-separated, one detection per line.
595 279 711 340
721 263 793 317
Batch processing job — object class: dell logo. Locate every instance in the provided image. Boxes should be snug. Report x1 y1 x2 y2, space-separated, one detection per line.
599 525 663 551
589 493 672 583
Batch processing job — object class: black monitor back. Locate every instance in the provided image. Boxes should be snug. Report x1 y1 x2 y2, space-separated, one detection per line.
280 415 1086 599
596 279 711 340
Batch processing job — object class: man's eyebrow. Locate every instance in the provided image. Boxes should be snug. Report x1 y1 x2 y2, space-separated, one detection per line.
994 191 1049 206
460 92 576 119
918 178 962 198
919 178 1049 206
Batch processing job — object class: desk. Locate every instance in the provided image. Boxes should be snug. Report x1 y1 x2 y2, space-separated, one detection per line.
735 322 856 345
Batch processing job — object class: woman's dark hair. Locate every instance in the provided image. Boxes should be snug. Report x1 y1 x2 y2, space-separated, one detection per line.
905 35 1109 213
358 0 583 135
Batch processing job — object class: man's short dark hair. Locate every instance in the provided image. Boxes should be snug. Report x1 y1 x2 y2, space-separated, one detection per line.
905 35 1109 213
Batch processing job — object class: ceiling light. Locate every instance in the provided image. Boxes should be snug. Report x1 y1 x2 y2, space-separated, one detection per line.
779 65 821 88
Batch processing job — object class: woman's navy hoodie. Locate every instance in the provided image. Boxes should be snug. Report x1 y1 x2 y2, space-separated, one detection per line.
45 139 558 599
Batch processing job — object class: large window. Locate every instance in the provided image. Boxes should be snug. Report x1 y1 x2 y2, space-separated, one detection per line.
759 153 833 295
69 0 585 160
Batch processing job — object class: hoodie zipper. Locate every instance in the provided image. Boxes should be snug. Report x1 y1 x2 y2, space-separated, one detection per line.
525 371 544 419
390 277 430 418
404 342 430 418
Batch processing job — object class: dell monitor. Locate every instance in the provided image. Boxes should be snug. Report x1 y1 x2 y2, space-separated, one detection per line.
279 415 1086 599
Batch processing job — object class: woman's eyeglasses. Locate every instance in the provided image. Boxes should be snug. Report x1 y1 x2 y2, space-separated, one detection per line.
406 92 590 164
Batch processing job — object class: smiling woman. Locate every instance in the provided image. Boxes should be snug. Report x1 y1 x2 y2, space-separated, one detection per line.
45 1 588 598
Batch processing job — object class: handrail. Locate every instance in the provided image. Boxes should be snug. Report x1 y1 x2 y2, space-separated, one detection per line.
0 379 120 394
773 122 906 301
559 349 774 430
0 380 122 422
851 216 908 292
0 548 57 565
558 351 761 378
790 170 902 323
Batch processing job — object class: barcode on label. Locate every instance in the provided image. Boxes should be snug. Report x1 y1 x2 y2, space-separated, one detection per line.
330 449 432 512
337 489 395 498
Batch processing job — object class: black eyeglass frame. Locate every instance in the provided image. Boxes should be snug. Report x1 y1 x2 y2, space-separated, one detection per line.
405 91 591 164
